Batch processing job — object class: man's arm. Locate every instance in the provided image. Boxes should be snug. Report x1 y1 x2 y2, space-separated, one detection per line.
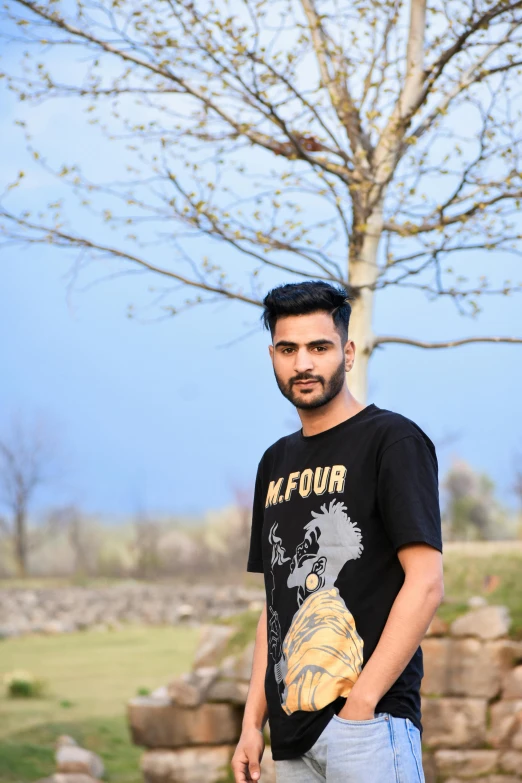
231 601 268 782
243 600 269 731
339 543 444 720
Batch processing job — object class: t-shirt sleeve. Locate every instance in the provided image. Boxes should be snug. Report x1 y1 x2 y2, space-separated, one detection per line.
376 434 443 554
246 457 265 573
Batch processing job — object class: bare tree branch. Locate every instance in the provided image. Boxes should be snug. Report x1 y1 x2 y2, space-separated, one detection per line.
374 335 522 350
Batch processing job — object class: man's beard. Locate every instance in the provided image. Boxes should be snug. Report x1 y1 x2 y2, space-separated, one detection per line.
274 358 347 410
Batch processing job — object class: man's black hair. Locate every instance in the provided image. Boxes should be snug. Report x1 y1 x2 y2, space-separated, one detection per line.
261 281 354 345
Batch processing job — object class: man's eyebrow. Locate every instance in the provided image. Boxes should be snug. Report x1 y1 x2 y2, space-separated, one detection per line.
274 339 336 348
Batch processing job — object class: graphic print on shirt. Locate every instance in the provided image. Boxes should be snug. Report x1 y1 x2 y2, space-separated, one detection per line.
267 497 364 715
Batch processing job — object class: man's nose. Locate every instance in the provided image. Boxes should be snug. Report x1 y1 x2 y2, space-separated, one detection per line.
294 348 314 373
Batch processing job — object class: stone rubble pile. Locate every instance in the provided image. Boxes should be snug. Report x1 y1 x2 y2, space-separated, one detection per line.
36 735 105 783
0 584 265 638
127 604 522 783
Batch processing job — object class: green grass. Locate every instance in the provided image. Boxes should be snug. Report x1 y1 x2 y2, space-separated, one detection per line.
0 625 200 783
440 545 522 638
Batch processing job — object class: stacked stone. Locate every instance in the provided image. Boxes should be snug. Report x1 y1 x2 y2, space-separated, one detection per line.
128 604 522 783
422 605 522 782
127 624 275 783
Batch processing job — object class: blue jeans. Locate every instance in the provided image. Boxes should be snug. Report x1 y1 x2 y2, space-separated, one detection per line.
274 712 425 783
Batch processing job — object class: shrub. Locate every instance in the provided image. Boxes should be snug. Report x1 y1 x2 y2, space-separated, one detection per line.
3 670 46 698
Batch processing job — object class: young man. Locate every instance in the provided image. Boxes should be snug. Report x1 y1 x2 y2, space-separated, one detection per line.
231 281 444 783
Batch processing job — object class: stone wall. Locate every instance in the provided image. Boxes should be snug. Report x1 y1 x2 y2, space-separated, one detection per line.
0 584 264 637
421 606 522 782
127 604 522 783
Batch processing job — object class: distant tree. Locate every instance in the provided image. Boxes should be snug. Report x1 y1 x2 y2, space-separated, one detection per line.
59 504 102 577
227 483 256 570
130 507 163 579
442 457 505 540
0 413 60 576
2 1 522 402
511 451 522 537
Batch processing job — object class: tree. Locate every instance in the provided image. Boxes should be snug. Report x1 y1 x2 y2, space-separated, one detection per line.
442 457 506 540
1 0 522 401
512 450 522 537
130 507 163 579
0 413 61 576
63 504 103 577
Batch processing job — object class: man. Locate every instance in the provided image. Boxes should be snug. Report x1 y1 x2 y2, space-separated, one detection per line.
231 281 444 782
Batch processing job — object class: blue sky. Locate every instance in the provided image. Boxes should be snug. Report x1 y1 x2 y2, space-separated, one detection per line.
1 42 522 520
2 231 521 519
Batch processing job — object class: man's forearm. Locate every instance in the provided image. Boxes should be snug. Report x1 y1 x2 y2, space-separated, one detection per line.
346 576 443 711
243 602 269 731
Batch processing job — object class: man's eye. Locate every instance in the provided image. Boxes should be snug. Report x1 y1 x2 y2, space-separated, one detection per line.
315 346 326 352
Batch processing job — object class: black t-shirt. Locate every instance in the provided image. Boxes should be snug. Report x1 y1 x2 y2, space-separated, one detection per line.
246 402 443 761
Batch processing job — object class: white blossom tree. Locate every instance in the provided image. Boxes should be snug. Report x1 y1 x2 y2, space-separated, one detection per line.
2 0 522 401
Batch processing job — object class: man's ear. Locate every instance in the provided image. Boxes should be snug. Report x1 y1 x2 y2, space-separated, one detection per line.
344 339 355 372
268 344 274 360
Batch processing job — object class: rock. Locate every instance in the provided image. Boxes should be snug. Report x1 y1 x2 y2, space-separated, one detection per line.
487 700 522 748
0 626 17 639
218 641 256 682
150 686 169 700
127 696 243 748
433 749 499 776
177 604 194 621
422 638 450 695
422 638 508 699
235 641 256 681
167 667 219 707
468 595 488 609
442 779 519 783
490 640 522 670
425 615 449 637
141 746 234 783
42 621 67 635
192 625 237 670
35 776 103 783
0 584 265 637
206 679 250 705
141 745 275 783
421 697 487 748
503 666 522 699
421 752 437 783
477 778 521 783
450 606 511 640
499 750 522 774
55 736 104 779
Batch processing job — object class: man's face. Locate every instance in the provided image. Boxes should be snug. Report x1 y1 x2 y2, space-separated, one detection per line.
268 311 354 410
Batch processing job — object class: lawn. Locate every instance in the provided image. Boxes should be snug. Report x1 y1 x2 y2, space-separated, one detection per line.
0 625 200 783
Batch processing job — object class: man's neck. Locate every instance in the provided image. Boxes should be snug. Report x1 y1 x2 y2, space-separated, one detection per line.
299 391 368 438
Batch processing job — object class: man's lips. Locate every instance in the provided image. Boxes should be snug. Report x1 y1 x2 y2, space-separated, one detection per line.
294 380 319 386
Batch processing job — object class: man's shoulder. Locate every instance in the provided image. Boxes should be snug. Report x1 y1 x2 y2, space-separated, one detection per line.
371 405 437 459
257 405 437 465
258 432 295 467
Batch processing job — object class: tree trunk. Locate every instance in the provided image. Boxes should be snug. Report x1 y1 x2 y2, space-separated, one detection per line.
14 505 27 577
347 205 383 404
